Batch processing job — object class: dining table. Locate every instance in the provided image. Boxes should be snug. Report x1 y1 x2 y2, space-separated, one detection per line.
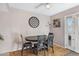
25 35 47 47
25 35 47 55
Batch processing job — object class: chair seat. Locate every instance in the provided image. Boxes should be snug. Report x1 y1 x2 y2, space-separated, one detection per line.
23 42 32 47
33 43 47 51
24 41 31 44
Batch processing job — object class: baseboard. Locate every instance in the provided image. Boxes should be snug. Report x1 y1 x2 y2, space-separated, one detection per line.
54 43 65 48
0 48 22 54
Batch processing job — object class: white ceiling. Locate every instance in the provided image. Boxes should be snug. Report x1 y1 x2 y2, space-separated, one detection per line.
0 3 79 16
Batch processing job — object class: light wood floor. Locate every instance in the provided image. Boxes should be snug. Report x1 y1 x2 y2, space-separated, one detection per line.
9 45 70 56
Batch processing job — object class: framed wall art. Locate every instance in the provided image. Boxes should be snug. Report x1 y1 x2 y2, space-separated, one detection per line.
28 16 39 28
53 19 61 28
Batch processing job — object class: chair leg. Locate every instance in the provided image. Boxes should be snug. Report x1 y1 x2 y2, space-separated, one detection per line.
21 46 24 56
46 48 48 56
46 48 49 56
52 46 54 54
32 50 37 56
44 48 46 56
36 50 38 56
32 50 35 54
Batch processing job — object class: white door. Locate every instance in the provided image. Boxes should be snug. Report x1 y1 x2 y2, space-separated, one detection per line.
65 16 75 50
75 15 79 52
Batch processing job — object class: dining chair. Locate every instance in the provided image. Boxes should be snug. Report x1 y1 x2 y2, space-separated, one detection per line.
20 34 32 56
44 33 54 54
32 35 46 56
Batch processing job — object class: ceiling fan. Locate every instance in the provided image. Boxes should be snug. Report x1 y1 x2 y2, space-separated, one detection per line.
35 3 51 9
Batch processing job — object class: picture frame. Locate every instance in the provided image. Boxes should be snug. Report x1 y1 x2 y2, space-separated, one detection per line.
53 19 61 28
28 16 39 28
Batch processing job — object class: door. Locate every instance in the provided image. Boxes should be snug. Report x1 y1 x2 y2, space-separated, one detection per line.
65 16 75 50
75 15 79 52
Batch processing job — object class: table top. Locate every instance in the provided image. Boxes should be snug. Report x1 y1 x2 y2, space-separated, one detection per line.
25 38 38 42
25 35 47 42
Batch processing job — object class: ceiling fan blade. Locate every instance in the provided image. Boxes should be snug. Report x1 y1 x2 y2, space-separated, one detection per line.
35 3 45 8
35 3 50 9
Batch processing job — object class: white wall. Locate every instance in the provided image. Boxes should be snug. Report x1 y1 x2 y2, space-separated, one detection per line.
0 7 50 53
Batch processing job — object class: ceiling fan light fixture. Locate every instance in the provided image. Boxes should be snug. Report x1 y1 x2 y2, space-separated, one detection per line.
46 4 51 9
